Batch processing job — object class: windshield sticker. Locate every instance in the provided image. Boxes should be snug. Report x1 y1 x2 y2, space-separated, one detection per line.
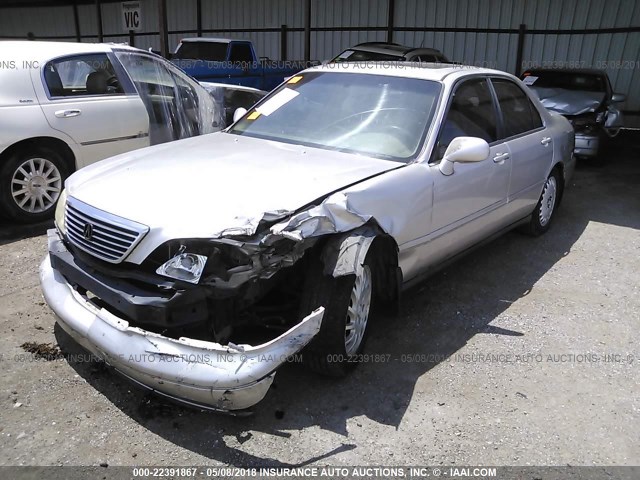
256 88 299 116
287 75 303 84
339 50 354 59
247 111 261 120
523 75 538 85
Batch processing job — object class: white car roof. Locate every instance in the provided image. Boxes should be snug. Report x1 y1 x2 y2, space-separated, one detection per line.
305 62 516 84
0 40 141 63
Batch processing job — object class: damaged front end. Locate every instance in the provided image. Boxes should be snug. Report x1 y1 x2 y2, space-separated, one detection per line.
40 188 387 411
531 86 624 158
41 228 324 411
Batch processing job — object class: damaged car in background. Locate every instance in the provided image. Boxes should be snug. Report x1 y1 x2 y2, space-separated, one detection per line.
40 63 575 412
521 68 625 163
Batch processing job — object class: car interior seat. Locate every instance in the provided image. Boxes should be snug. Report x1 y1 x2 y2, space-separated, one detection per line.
86 71 109 95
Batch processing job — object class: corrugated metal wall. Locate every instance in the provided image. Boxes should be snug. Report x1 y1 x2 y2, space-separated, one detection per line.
1 0 639 109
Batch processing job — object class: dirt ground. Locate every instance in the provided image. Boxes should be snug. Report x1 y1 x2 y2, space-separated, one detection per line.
0 133 638 468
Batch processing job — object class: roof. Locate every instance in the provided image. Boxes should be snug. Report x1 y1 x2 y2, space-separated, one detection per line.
0 40 140 63
306 61 512 83
347 43 444 56
179 37 241 44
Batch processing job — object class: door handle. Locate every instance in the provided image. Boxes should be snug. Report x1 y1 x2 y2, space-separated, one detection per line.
54 109 82 118
541 136 552 146
493 152 510 163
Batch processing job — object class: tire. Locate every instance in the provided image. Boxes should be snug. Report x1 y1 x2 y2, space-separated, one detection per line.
299 254 375 377
523 169 561 236
0 147 69 224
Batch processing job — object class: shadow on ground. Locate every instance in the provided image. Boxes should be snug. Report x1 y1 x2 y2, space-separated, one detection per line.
0 220 52 246
55 131 640 466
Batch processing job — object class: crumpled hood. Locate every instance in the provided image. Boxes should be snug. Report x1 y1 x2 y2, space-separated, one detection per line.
66 132 399 239
530 87 606 115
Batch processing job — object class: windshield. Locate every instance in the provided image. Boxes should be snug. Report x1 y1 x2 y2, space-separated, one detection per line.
228 72 441 162
523 71 606 92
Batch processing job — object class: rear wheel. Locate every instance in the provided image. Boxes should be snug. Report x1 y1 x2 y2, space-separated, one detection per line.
300 256 374 377
523 169 561 236
0 147 68 223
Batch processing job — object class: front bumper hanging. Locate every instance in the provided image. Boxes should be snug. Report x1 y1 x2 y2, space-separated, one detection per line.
40 229 324 412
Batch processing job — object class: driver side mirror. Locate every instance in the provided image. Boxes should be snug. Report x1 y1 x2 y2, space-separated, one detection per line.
439 137 490 176
233 107 248 123
611 93 626 103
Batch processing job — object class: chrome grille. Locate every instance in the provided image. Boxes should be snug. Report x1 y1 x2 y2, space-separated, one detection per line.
65 197 149 263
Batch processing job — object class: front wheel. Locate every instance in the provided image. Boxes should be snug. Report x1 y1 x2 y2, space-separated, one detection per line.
523 169 561 236
299 256 375 377
0 147 68 223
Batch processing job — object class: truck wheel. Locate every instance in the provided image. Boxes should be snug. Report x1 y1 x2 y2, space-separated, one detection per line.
300 255 375 377
0 147 68 223
523 169 561 236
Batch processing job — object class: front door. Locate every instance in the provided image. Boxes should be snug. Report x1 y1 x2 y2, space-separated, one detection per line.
430 77 511 243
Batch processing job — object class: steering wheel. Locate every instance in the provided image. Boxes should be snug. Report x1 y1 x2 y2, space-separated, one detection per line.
105 74 121 93
318 107 422 146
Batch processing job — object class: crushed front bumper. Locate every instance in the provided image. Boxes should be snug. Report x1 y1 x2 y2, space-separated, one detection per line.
40 230 323 412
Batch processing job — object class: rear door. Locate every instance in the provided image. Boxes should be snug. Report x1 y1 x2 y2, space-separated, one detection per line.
32 52 149 168
490 77 553 217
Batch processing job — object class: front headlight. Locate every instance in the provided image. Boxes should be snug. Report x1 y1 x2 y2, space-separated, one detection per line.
156 245 208 284
55 189 68 235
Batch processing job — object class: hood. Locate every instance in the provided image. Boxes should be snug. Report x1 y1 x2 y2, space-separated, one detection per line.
530 87 606 115
66 132 400 239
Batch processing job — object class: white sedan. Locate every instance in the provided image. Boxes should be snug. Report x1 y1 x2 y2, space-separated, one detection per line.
0 41 260 223
40 63 575 412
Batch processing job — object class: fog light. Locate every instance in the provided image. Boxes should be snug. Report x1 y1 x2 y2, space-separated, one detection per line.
156 247 207 284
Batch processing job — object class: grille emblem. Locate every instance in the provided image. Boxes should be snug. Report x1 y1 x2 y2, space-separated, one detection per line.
83 223 94 241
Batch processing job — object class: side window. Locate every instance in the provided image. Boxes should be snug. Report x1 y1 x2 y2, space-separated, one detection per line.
44 53 124 97
229 44 253 63
492 78 543 138
435 78 498 160
117 52 218 142
116 52 184 144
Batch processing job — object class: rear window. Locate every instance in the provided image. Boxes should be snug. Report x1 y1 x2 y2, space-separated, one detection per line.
43 53 124 97
174 42 228 61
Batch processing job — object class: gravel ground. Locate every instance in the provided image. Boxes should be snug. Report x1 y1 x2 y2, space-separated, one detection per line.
0 133 638 468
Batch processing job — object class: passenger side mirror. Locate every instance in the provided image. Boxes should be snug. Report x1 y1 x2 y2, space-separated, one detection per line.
611 93 626 103
439 137 490 176
233 107 248 123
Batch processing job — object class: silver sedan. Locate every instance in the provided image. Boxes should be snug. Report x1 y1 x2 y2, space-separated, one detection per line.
40 63 575 411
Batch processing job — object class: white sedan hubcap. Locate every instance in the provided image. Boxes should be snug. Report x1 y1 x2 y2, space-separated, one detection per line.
11 158 62 213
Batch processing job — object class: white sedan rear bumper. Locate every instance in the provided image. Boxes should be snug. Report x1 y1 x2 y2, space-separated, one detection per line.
40 253 323 412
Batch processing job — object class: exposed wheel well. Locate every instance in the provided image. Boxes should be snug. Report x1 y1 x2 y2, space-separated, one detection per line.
0 137 76 174
319 226 401 311
552 162 565 203
367 233 401 307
